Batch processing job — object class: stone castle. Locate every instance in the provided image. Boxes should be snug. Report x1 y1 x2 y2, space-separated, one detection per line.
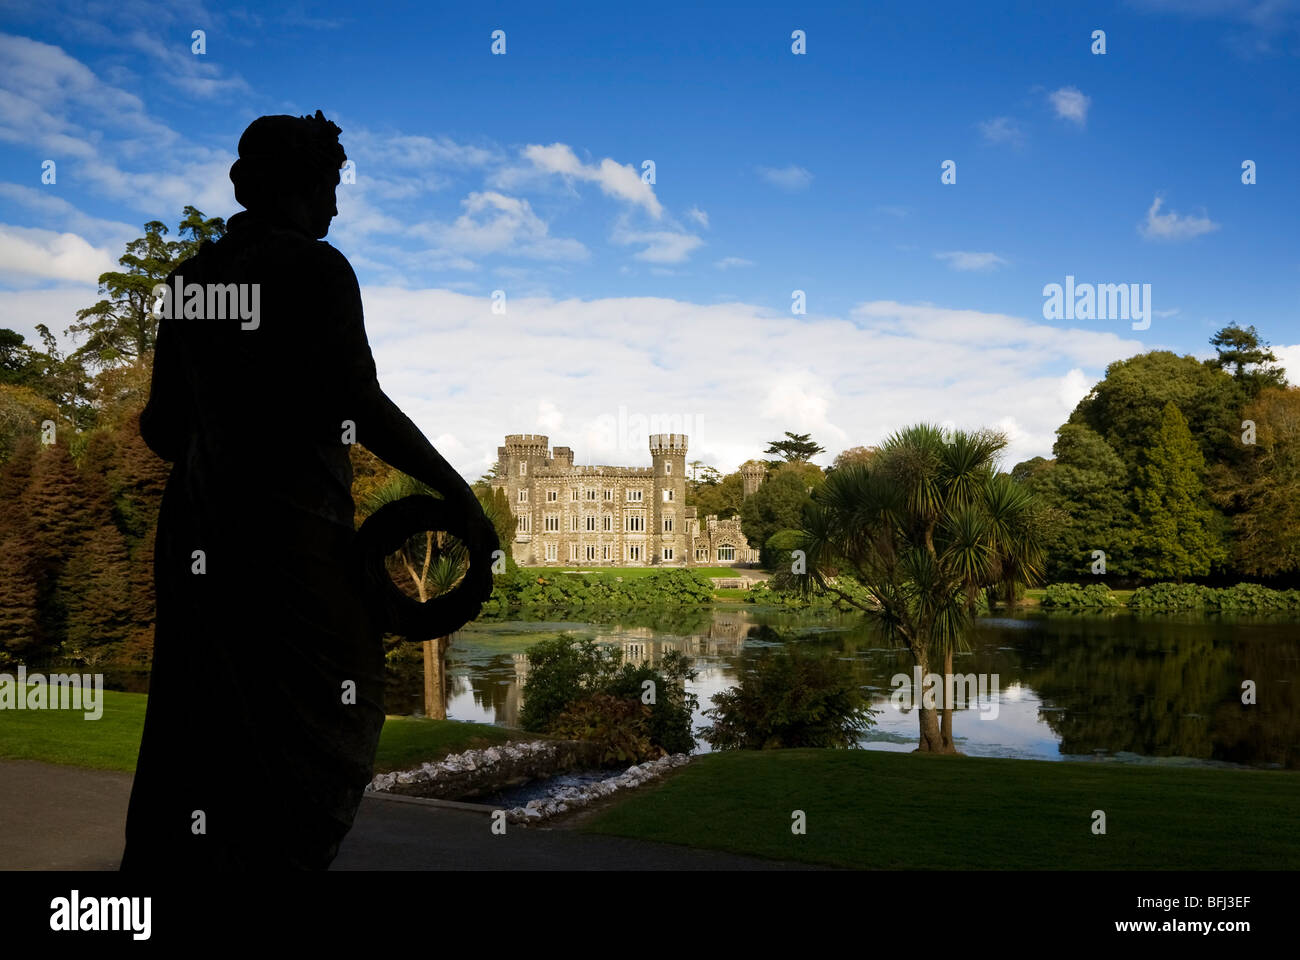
493 433 763 567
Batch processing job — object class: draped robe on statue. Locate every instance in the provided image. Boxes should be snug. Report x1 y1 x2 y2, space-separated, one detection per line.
122 209 387 869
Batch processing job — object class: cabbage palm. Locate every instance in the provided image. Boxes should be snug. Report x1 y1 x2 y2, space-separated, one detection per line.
359 472 469 719
801 424 1044 753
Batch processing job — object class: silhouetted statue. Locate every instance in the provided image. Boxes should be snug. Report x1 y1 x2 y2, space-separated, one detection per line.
121 111 498 870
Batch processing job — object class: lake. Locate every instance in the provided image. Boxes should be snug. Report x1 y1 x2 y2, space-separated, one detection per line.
383 605 1300 769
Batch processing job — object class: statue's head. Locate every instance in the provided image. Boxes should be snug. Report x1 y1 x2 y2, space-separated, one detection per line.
229 110 346 239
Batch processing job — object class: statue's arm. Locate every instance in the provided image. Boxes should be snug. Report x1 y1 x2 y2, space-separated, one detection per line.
326 250 479 511
139 288 187 462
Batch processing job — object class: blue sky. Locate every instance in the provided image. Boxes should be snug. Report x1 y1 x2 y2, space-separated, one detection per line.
2 1 1297 477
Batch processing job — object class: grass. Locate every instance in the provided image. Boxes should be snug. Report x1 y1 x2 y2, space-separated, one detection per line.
0 686 526 774
582 749 1300 869
712 588 750 601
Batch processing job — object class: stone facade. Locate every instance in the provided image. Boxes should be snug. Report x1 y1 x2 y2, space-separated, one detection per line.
493 433 760 567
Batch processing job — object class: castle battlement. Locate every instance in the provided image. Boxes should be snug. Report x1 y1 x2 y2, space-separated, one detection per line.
534 465 655 477
649 433 688 454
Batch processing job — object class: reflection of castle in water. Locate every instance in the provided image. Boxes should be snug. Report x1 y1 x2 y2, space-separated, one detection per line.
601 611 756 666
467 611 762 724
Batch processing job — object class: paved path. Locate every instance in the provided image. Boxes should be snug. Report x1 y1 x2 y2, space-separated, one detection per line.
0 760 819 871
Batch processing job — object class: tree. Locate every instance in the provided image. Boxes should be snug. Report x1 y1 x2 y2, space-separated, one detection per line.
69 207 225 369
1132 402 1225 581
764 431 826 463
1014 424 1135 580
830 445 877 472
1209 324 1286 397
740 463 822 564
801 424 1044 753
689 469 743 519
1211 387 1300 576
1069 350 1244 470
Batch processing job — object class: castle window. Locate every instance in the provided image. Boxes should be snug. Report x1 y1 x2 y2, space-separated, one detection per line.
544 515 558 532
626 514 645 532
571 488 580 501
570 544 579 561
545 543 557 561
570 516 580 532
603 515 613 532
663 548 674 561
585 545 597 561
518 489 528 503
718 546 735 561
602 545 611 560
585 515 597 532
663 518 673 532
520 462 527 477
603 488 612 501
626 489 643 502
547 490 557 502
696 548 707 561
662 489 674 502
516 515 530 533
628 545 642 562
664 461 671 475
587 488 597 500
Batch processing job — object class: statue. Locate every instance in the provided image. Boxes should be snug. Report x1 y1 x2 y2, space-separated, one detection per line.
121 111 498 870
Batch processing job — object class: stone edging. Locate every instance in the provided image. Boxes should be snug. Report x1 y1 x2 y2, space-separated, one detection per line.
505 753 692 824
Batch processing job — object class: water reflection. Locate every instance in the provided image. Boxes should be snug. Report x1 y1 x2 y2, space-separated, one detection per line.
381 607 1298 769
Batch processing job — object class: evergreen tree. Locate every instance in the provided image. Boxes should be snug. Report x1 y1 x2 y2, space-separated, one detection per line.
1133 402 1226 580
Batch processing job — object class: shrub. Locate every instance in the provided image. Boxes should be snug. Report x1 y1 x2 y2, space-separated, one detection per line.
1129 581 1300 613
1041 582 1120 610
549 694 656 765
700 645 875 750
519 634 698 755
602 649 698 756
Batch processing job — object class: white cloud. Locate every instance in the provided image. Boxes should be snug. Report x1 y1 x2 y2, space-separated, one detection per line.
686 206 709 228
757 165 813 191
934 251 1008 272
1139 196 1220 240
715 256 754 269
611 221 703 263
349 288 1146 481
0 224 117 284
979 116 1025 145
1048 86 1091 126
516 143 662 217
0 285 98 350
1274 344 1300 385
418 191 588 261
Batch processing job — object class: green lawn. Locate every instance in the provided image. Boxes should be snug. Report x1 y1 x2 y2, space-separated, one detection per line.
0 687 523 774
583 749 1300 869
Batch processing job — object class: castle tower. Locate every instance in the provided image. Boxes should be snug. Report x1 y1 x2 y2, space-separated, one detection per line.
498 434 549 559
649 434 688 565
740 461 767 499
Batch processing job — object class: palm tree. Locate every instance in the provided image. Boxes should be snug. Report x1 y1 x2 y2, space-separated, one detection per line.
359 472 470 719
801 424 1044 753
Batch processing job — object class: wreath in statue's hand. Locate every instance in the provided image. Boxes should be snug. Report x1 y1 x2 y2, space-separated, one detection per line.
355 495 499 641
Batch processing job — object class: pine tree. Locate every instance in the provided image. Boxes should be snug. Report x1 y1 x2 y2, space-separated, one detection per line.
1133 402 1225 580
